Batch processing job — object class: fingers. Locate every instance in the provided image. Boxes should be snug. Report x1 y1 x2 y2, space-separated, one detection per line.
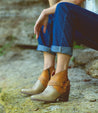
43 25 47 33
34 23 41 39
34 23 47 39
34 23 37 34
36 27 40 39
36 33 39 39
34 23 38 39
35 29 39 39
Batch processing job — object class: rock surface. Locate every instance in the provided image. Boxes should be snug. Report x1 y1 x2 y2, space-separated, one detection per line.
73 48 98 78
74 48 98 66
0 48 98 113
0 0 48 45
85 59 98 78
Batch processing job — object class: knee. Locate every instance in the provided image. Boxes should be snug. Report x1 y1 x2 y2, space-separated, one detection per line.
56 2 66 8
54 2 72 20
55 2 71 15
56 2 72 9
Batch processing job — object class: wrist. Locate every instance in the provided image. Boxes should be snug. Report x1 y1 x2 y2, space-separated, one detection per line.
42 9 49 16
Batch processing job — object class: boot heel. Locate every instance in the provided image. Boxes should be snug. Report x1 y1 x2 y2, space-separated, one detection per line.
58 87 70 102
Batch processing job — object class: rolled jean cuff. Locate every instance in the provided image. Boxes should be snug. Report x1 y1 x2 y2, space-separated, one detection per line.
37 45 56 55
51 46 73 56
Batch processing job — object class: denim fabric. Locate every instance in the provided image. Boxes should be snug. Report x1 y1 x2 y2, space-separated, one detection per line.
37 2 98 56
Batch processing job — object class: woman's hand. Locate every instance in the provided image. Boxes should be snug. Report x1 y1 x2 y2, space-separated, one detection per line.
34 10 49 39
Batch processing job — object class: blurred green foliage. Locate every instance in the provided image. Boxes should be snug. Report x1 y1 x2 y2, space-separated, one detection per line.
73 41 85 49
0 36 15 56
0 88 2 93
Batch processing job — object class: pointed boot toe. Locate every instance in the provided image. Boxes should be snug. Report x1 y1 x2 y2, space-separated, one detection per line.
31 70 70 102
31 86 60 102
21 80 45 95
21 66 55 95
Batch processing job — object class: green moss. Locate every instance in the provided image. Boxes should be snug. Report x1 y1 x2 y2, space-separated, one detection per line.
0 88 97 113
0 88 2 93
0 88 44 113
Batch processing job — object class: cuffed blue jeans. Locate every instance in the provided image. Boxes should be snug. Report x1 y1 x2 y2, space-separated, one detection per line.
37 2 98 56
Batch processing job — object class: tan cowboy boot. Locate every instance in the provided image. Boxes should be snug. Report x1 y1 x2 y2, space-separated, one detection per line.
21 66 55 95
31 70 70 102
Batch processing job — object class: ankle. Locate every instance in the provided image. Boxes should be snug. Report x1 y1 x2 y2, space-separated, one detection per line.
56 63 69 74
55 67 68 74
43 65 55 70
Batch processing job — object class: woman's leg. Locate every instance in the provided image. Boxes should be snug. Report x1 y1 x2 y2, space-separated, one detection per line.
43 52 55 70
37 14 56 69
51 2 74 75
31 4 72 101
52 2 98 73
21 15 56 95
56 53 71 73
